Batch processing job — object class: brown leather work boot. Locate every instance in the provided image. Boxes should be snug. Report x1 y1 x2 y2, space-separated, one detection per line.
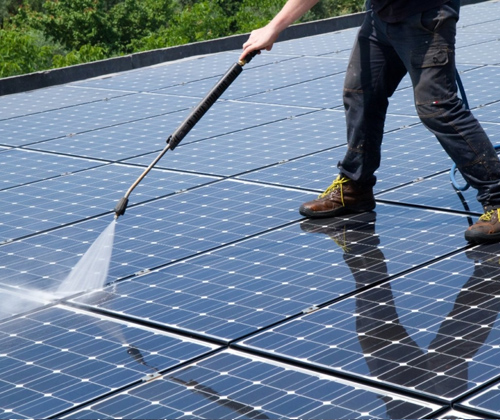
465 206 500 244
299 175 376 219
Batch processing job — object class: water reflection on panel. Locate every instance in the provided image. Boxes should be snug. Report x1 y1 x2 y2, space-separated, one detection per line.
0 305 217 418
67 350 443 419
74 208 470 342
239 243 500 401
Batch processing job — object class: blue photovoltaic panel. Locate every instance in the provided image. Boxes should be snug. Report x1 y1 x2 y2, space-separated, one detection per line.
0 305 217 419
0 149 104 190
157 56 348 101
0 180 311 290
458 380 500 418
240 72 347 109
73 206 471 342
273 29 358 56
437 408 481 419
72 51 282 92
457 1 500 25
0 288 51 320
456 31 500 48
378 172 484 214
0 164 217 241
0 86 131 120
126 110 346 176
239 122 452 193
455 66 500 108
456 32 500 65
30 101 316 161
2 2 500 418
0 93 200 147
28 116 177 162
472 100 500 124
238 242 500 401
238 147 343 191
66 350 443 419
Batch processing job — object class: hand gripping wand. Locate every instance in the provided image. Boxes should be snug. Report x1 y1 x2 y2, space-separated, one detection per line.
113 50 259 219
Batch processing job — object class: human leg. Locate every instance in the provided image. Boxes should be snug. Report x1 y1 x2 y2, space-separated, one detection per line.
299 10 405 218
385 1 500 243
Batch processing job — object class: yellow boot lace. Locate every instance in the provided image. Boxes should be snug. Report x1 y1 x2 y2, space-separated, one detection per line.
319 175 349 206
479 208 500 222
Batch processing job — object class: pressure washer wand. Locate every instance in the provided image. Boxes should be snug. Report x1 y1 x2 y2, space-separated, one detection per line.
114 51 259 219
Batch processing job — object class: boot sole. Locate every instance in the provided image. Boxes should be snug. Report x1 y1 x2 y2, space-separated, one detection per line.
464 230 500 244
299 202 376 219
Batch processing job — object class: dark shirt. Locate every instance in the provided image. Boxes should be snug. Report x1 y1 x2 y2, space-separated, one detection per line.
371 0 450 22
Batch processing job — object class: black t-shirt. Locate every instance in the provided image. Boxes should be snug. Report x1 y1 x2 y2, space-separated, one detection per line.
371 0 450 22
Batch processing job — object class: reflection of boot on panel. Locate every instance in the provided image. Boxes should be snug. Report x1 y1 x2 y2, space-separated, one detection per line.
300 212 388 287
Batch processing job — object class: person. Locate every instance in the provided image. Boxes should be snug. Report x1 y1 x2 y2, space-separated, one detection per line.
239 0 500 245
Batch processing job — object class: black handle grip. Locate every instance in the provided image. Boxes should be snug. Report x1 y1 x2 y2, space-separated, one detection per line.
167 62 243 150
167 51 260 151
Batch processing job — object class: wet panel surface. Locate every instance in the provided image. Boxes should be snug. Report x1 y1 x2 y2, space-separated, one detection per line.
66 350 443 419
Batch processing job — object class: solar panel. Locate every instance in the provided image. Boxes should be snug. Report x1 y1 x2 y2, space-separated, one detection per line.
65 350 443 419
0 180 311 290
3 1 500 417
238 242 500 401
72 51 281 92
0 93 200 147
458 379 500 418
70 206 471 342
240 123 453 193
239 72 347 109
0 305 217 418
126 110 346 176
274 29 358 56
0 86 131 120
0 164 217 241
0 149 103 190
157 56 348 101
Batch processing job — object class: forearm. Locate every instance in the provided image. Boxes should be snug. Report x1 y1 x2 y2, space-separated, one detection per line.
240 0 321 60
267 0 321 33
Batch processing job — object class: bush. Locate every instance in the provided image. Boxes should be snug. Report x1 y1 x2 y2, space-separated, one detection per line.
1 0 365 77
132 0 231 51
0 28 57 77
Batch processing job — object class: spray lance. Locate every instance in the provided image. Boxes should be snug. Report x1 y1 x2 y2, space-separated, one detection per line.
113 50 259 219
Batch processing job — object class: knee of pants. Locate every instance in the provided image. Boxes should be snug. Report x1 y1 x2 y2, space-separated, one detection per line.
414 96 464 129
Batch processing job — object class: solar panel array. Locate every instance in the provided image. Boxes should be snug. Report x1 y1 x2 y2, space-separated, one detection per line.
1 1 500 418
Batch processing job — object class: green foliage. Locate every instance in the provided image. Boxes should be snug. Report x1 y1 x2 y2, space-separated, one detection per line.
11 0 175 52
1 0 364 78
52 43 107 67
0 28 56 76
104 0 175 52
132 0 231 51
308 0 365 20
234 0 287 33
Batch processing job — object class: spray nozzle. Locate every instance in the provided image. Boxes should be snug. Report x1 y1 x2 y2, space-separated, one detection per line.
114 196 129 219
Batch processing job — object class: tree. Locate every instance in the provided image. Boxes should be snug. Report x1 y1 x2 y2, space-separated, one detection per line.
0 28 55 76
132 0 231 51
